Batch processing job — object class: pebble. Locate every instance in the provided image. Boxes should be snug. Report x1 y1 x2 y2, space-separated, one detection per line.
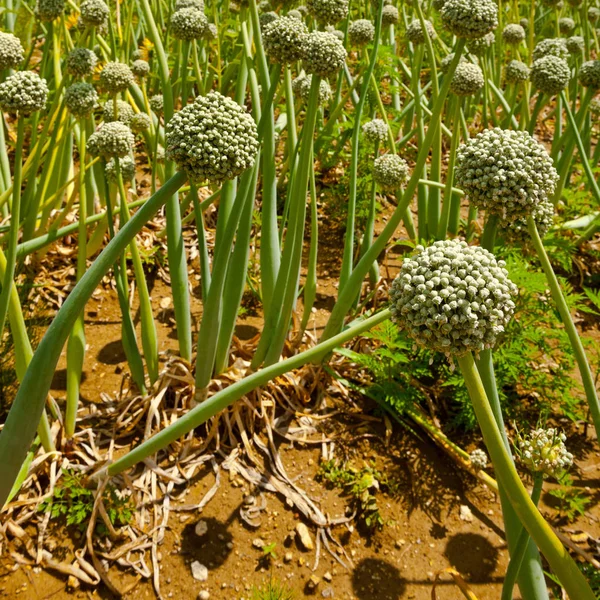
252 538 265 549
195 520 208 537
323 571 332 582
307 575 320 590
190 561 208 582
198 591 210 600
459 505 473 522
284 552 293 563
322 587 335 598
295 523 314 551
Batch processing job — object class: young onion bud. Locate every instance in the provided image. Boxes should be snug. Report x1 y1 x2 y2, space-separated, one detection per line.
0 32 25 70
517 428 573 479
166 91 259 184
362 118 389 145
558 17 576 34
504 59 530 83
100 61 135 93
149 94 164 115
103 100 135 125
469 449 488 470
105 154 136 183
301 31 347 77
501 23 526 44
382 5 399 25
130 112 152 133
466 31 495 55
530 56 571 95
87 122 135 158
79 0 109 27
131 59 150 78
499 199 554 246
373 154 410 190
65 82 98 118
578 60 600 89
405 19 436 45
389 240 518 357
455 128 558 221
35 0 65 22
348 19 375 46
262 16 309 64
440 0 498 40
170 7 208 40
533 38 569 61
0 71 49 114
566 35 584 56
66 47 98 77
306 0 349 25
292 73 332 104
450 62 484 95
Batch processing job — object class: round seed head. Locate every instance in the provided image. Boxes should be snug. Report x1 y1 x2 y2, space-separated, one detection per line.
297 5 309 15
149 94 164 115
35 0 65 22
469 449 488 470
517 428 573 478
292 73 332 104
504 59 530 83
579 60 600 89
65 82 98 118
373 154 410 190
287 9 303 19
382 5 399 25
258 0 272 11
348 19 375 46
260 11 279 28
558 17 576 34
204 22 218 39
390 240 518 356
166 91 259 184
440 52 467 74
589 6 600 23
440 0 498 40
105 154 136 183
455 128 559 221
100 61 134 93
263 15 309 64
566 35 584 55
175 0 204 9
466 31 495 55
325 25 345 40
432 0 446 10
306 0 349 25
519 17 529 30
0 71 48 114
500 199 554 246
132 49 142 60
131 59 150 78
502 23 525 44
450 61 484 95
79 0 109 26
530 55 571 95
66 47 98 77
0 32 24 70
406 19 436 44
301 31 347 77
533 37 569 61
87 122 134 158
170 7 208 40
590 97 600 116
130 112 152 133
362 118 389 145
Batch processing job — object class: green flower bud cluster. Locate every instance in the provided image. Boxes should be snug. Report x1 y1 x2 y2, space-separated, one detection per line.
100 62 135 93
149 94 164 115
170 7 208 40
531 55 571 95
65 82 98 118
166 91 259 184
0 71 49 114
579 60 600 89
382 5 399 25
105 154 136 183
79 0 109 27
373 154 409 190
263 16 309 64
558 16 575 34
348 19 375 46
103 100 135 126
87 122 134 158
131 59 150 78
389 240 518 356
466 31 495 55
301 31 347 77
589 6 600 23
502 23 526 44
504 59 530 83
455 128 558 221
405 19 436 44
469 449 488 470
292 73 332 104
35 0 65 22
517 428 573 478
533 38 569 61
0 32 24 70
306 0 349 24
500 199 554 246
131 112 152 133
440 0 498 39
362 118 389 145
66 47 98 77
450 62 484 95
566 35 584 55
260 11 279 28
440 52 467 74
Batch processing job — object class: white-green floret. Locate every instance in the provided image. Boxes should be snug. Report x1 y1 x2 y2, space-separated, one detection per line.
504 59 530 83
440 52 467 74
260 11 279 28
130 112 152 133
530 55 571 95
558 17 575 34
373 154 409 190
287 9 303 19
502 23 526 44
131 59 150 78
566 35 584 55
170 7 208 40
348 19 375 46
325 25 345 40
306 0 349 24
405 19 436 44
103 100 135 125
590 97 600 116
65 82 98 118
105 154 136 182
469 448 488 470
175 0 204 9
66 47 98 77
466 31 495 55
579 60 600 89
382 4 399 25
455 128 559 221
35 0 65 22
263 16 309 64
440 0 498 39
517 428 573 478
362 118 389 145
0 71 48 114
292 73 332 104
533 38 569 61
204 22 218 40
79 0 109 27
389 240 518 357
100 62 134 93
301 31 347 77
0 32 25 70
500 199 554 246
87 122 134 158
450 62 484 95
589 6 600 23
166 91 259 184
149 94 164 115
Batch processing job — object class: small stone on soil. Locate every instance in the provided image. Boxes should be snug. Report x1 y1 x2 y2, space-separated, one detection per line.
194 520 208 537
295 522 314 551
198 591 210 600
190 561 208 582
